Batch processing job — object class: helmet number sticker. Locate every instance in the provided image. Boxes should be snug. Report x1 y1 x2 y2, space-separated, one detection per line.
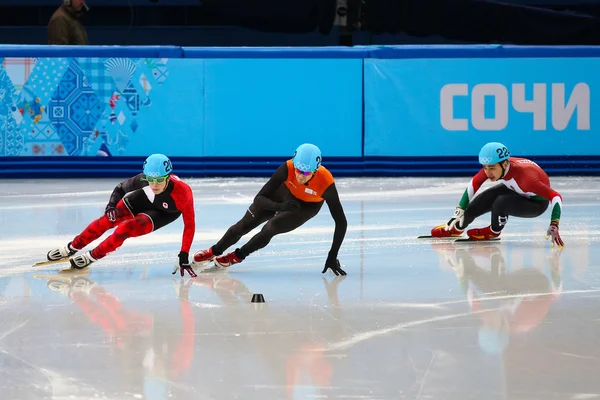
163 160 173 173
496 146 510 159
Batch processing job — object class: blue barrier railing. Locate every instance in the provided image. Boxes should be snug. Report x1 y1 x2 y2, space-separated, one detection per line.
4 156 600 178
5 44 600 58
0 45 598 177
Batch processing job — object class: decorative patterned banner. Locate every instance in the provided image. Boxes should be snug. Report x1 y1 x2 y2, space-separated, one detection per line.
0 57 171 157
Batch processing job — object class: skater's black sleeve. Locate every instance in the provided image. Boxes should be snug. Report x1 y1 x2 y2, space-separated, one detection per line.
322 183 347 259
253 163 289 211
107 173 147 208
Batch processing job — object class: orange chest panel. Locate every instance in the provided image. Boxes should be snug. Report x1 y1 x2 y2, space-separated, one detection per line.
284 160 334 202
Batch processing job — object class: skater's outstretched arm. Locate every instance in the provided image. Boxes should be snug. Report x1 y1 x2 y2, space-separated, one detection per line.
171 177 197 277
520 178 564 247
322 183 347 270
253 163 289 211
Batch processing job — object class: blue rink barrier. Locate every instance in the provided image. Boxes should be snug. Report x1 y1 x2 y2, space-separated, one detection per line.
0 45 599 178
3 156 600 178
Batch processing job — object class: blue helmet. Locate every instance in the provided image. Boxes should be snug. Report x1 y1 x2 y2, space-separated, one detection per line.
293 143 322 173
143 153 173 177
478 142 511 165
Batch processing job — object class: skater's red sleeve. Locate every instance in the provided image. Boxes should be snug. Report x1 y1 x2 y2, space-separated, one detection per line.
170 176 196 254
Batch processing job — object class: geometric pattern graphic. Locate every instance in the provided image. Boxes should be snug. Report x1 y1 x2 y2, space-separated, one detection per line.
0 56 170 157
0 66 20 156
0 115 22 156
48 60 105 155
2 57 36 93
78 58 113 104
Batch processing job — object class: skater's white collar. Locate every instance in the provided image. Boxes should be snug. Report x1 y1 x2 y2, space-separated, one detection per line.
502 162 511 178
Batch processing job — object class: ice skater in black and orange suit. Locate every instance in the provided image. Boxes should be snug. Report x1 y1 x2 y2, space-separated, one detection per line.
192 143 348 275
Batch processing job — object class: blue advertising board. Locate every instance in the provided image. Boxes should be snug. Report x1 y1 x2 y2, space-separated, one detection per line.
1 45 600 177
0 57 362 158
364 58 593 157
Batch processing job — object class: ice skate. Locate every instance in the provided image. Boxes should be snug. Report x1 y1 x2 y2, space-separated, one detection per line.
200 251 242 272
430 224 464 238
466 226 501 241
69 251 97 269
214 251 242 268
46 242 79 262
192 247 215 266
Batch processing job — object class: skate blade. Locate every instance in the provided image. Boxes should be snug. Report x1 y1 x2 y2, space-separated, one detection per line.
33 273 72 281
32 257 70 267
58 267 89 275
33 268 89 280
417 235 463 239
199 263 227 273
454 238 501 243
417 235 500 242
190 259 213 268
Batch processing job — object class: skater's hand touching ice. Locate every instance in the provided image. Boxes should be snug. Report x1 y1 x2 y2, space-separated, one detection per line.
546 222 564 248
173 251 197 277
322 255 347 276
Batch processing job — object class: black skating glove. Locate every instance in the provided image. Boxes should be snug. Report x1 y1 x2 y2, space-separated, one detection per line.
105 204 118 222
173 251 197 278
276 199 301 212
322 254 347 276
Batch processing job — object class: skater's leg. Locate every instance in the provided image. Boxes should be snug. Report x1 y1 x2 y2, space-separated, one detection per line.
490 193 549 232
70 209 181 269
461 185 514 229
431 185 514 238
212 203 322 268
47 200 133 261
237 203 321 259
90 214 153 260
71 200 133 249
467 192 549 240
212 204 275 256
